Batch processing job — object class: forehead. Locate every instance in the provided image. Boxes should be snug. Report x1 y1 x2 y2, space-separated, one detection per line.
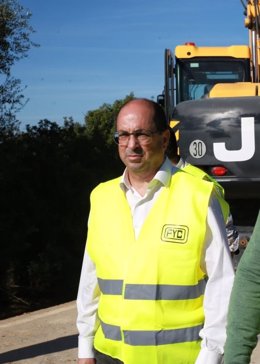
117 103 155 130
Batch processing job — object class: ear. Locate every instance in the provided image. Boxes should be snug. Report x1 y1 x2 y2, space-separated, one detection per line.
162 128 170 151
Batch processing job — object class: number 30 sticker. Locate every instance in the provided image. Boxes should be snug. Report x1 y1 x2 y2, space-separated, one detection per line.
189 140 206 159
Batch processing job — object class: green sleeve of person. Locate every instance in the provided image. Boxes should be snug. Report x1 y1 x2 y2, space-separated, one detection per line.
224 210 260 363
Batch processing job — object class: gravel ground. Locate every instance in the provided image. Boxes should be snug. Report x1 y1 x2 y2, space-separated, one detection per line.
0 300 260 363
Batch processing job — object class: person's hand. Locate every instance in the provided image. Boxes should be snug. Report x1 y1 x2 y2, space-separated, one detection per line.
78 359 96 364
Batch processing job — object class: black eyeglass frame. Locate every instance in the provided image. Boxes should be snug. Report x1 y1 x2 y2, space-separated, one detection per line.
114 130 161 145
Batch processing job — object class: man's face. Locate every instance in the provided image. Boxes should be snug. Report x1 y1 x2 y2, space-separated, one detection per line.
116 101 169 178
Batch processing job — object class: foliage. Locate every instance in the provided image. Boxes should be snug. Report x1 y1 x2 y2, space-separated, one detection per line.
0 0 37 75
0 76 25 136
0 0 38 135
85 93 134 144
0 95 133 318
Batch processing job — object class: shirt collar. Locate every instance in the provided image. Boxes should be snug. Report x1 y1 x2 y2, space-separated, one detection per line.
120 157 179 192
176 157 187 169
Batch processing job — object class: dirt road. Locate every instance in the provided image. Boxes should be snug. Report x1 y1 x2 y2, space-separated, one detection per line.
0 301 77 363
0 301 260 363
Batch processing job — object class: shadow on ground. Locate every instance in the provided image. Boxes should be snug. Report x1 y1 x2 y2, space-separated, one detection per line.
0 334 77 363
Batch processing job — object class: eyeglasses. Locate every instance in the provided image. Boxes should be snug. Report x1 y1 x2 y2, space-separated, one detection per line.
114 130 160 146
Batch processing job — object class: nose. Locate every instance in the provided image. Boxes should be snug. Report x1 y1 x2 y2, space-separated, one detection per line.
127 133 140 148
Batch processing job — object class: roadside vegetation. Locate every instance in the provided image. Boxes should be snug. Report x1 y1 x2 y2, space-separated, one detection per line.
0 94 135 319
0 0 136 319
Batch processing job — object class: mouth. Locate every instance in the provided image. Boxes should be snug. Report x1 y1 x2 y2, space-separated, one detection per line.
125 148 144 163
127 154 143 161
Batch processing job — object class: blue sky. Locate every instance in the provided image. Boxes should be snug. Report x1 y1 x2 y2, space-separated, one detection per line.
14 0 248 128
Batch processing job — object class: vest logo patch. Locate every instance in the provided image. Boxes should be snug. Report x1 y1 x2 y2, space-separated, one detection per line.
161 225 189 244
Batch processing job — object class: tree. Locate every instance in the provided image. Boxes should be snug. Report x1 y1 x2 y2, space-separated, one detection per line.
0 76 26 136
0 95 135 318
0 0 38 135
85 93 134 138
0 119 91 316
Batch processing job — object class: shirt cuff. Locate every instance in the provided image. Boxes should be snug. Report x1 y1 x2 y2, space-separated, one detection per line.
78 335 95 359
195 347 224 364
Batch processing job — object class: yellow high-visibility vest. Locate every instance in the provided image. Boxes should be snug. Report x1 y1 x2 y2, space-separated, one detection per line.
87 170 213 364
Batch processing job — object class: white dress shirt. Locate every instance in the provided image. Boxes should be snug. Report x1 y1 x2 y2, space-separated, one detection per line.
77 158 235 363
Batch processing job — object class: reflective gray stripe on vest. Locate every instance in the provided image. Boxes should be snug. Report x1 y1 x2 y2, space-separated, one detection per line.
98 278 123 295
100 319 202 346
124 324 203 346
124 279 206 300
101 321 122 341
98 278 206 300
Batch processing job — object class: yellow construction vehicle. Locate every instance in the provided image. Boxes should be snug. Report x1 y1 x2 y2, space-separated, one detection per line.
158 0 260 239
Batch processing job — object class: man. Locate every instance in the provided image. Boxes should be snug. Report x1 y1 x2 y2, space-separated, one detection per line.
224 210 260 363
77 98 235 364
